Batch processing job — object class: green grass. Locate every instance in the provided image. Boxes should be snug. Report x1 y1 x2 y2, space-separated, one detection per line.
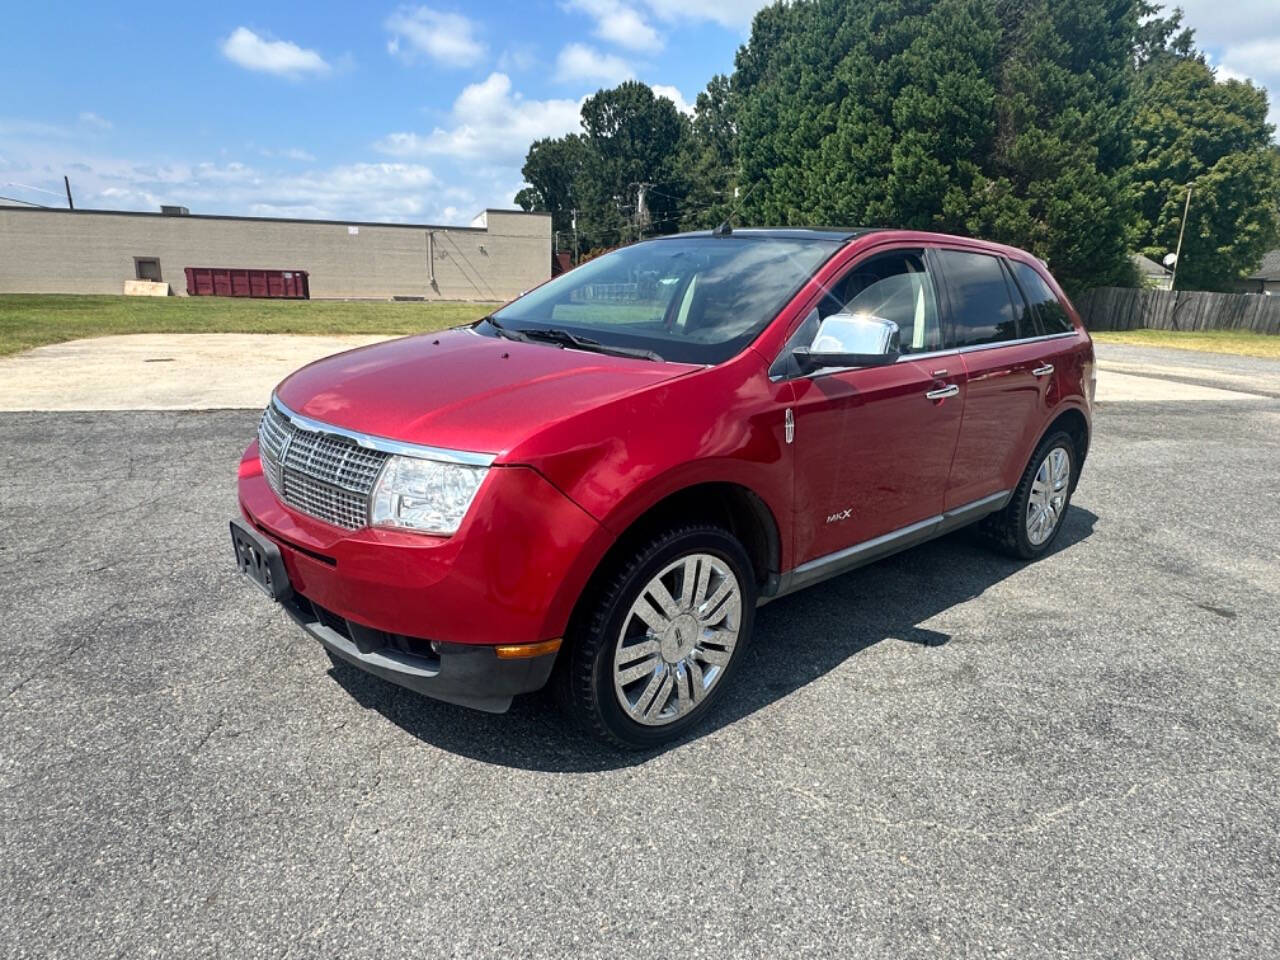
0 294 500 357
1091 328 1280 360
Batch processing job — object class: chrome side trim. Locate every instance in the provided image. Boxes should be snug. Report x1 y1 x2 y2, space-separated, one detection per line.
271 395 497 467
774 331 1078 382
890 331 1078 364
769 489 1010 599
939 489 1011 527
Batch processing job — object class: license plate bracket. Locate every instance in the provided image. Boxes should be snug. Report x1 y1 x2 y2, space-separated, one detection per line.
229 519 293 602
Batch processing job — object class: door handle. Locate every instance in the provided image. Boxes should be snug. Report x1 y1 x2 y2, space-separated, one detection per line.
925 384 960 401
1032 364 1055 377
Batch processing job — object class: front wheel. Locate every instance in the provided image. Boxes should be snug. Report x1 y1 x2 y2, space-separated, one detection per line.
978 430 1078 560
557 525 757 749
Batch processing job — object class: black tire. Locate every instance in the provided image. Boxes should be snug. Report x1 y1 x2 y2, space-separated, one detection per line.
556 525 758 749
977 430 1078 560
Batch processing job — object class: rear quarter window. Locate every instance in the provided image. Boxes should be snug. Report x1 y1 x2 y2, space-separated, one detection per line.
935 249 1021 348
1009 260 1073 335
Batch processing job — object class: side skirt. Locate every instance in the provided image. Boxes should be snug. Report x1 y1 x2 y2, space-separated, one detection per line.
763 490 1010 602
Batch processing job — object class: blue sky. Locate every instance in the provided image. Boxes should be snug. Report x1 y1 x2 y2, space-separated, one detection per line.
1 0 1275 226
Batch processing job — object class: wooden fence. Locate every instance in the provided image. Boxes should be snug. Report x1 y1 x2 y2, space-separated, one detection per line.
1075 287 1280 334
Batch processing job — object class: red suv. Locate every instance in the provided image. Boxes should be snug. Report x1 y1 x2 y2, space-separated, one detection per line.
231 228 1093 747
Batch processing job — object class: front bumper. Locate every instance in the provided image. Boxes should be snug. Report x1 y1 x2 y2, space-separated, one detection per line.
237 440 605 647
284 587 557 713
235 441 610 711
232 516 558 712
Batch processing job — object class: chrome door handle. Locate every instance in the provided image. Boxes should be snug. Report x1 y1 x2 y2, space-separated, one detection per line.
1032 364 1055 377
925 384 960 401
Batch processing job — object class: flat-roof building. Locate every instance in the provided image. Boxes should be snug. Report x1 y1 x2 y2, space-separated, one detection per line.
0 205 551 301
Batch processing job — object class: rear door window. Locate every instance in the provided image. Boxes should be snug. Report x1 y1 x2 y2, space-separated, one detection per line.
1009 260 1073 335
936 250 1021 348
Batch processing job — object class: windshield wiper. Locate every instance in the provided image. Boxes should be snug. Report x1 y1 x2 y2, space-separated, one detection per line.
487 319 662 362
522 328 664 362
482 315 534 344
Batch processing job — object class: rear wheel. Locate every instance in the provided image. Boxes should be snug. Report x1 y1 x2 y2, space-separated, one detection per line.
978 430 1077 560
558 525 757 749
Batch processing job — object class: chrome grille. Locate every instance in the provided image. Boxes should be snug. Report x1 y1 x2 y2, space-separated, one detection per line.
257 402 389 530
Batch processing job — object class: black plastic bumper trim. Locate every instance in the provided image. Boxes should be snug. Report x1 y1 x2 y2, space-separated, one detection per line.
232 516 558 714
282 596 557 713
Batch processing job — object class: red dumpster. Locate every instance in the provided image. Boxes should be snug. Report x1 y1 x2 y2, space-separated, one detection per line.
184 267 310 299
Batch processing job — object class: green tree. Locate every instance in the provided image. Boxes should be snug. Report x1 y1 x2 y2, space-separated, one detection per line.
1132 54 1280 290
731 0 1141 292
1133 0 1196 68
516 134 588 242
513 83 692 252
971 0 1141 289
577 81 691 246
679 74 739 229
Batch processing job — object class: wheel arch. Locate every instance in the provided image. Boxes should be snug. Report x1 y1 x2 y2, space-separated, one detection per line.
546 478 784 652
1043 406 1090 486
607 481 782 592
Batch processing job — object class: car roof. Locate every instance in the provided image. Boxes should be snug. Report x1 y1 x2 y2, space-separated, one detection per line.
648 227 1041 264
657 227 883 242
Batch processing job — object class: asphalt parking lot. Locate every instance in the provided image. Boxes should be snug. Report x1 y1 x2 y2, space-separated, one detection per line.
3 354 1279 957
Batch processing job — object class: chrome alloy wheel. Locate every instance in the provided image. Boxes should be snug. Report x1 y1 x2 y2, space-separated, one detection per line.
612 553 742 727
1026 445 1071 546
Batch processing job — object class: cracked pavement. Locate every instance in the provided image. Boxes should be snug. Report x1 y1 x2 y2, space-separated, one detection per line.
2 384 1279 957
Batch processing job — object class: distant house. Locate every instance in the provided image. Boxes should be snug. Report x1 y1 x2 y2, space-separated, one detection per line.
1237 249 1280 295
1131 253 1173 290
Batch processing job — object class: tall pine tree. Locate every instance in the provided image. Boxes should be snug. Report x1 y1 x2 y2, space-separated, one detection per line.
731 0 1140 292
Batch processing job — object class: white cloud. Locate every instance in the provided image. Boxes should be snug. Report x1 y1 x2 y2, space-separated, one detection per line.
554 43 635 85
1217 39 1280 82
375 73 583 165
1213 63 1251 84
0 139 457 222
497 45 538 72
641 0 768 28
0 118 74 138
385 6 485 67
650 83 693 115
1161 0 1279 48
1211 39 1280 140
78 112 112 130
259 146 318 162
220 27 331 77
565 0 662 52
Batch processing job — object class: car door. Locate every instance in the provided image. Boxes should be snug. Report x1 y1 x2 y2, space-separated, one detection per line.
786 247 965 566
1006 256 1083 409
933 248 1044 509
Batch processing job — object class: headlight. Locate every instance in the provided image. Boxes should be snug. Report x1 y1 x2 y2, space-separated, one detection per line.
369 455 488 535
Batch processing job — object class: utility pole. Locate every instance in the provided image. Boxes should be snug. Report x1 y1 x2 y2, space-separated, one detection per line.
571 209 578 266
64 175 74 210
634 182 651 239
1170 183 1193 291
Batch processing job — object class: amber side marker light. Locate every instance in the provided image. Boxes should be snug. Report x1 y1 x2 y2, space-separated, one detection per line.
494 638 563 660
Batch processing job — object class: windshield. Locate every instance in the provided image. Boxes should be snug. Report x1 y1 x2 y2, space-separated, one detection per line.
484 235 842 364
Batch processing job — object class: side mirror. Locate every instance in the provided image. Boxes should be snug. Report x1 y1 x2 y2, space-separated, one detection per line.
792 313 900 374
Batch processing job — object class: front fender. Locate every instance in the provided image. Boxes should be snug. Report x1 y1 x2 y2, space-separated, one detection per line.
534 459 789 643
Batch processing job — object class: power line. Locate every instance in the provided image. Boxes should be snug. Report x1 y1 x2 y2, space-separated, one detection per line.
2 180 63 198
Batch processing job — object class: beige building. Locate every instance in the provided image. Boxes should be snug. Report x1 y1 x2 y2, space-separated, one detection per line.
0 205 551 301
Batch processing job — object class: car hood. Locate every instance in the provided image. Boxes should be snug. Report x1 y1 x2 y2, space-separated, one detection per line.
274 328 696 459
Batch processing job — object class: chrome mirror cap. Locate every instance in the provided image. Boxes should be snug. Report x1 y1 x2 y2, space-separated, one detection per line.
793 313 901 373
811 313 900 355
